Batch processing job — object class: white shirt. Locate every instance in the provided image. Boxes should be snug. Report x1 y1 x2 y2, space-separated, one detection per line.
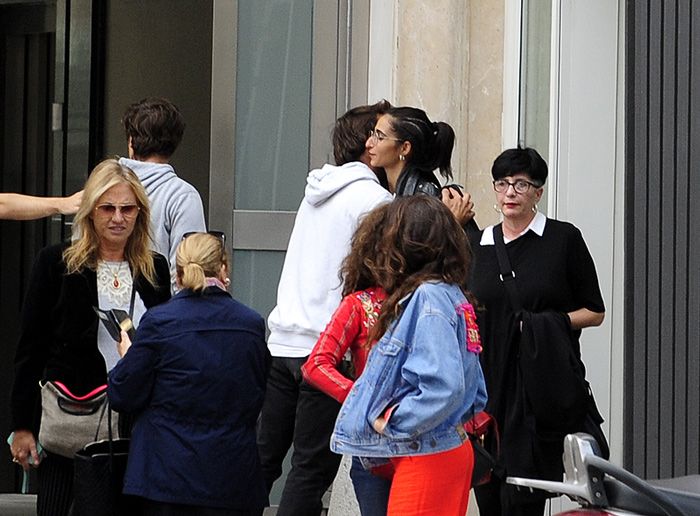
480 211 547 246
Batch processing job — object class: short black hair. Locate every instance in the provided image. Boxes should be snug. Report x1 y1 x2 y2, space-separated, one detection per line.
122 97 185 159
491 147 548 186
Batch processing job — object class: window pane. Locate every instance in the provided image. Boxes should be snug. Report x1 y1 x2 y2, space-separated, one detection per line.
234 0 313 211
231 250 285 328
519 0 552 211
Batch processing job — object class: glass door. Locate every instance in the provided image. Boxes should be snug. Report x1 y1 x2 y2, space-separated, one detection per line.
227 0 371 321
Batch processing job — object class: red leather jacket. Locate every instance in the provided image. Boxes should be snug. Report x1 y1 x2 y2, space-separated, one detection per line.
301 287 386 403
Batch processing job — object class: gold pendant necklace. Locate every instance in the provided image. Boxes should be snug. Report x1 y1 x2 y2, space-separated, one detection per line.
106 261 125 289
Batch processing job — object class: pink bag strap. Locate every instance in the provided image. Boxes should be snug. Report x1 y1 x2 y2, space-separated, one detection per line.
52 381 107 401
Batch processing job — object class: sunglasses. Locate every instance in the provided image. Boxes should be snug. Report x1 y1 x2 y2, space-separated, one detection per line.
95 203 140 218
182 231 226 247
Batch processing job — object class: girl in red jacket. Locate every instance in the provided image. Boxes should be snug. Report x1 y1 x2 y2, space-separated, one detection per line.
302 202 392 516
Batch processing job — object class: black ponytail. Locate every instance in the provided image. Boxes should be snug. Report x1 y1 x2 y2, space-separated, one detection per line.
386 107 454 181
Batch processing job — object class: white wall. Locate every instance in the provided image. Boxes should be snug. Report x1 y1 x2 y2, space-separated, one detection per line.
548 0 625 511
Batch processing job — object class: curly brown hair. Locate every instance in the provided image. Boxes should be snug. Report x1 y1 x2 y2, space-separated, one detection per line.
340 201 393 297
366 195 472 344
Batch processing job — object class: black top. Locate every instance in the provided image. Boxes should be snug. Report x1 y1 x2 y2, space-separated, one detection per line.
396 169 481 234
395 168 441 197
468 218 604 479
11 243 171 432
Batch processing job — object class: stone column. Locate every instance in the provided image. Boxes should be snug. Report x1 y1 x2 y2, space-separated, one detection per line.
394 0 505 228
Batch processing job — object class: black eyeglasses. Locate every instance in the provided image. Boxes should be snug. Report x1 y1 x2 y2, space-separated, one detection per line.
182 231 226 247
492 179 539 194
368 129 402 143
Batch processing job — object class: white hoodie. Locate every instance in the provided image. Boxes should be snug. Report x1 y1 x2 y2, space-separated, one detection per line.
267 161 392 357
119 157 206 293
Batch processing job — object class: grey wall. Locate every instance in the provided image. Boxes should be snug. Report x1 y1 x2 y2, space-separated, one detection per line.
625 0 700 479
101 0 213 217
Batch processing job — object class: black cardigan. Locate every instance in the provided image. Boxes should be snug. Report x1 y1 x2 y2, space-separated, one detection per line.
11 243 171 432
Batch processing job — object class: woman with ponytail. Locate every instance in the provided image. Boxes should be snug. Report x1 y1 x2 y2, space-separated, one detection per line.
108 232 271 516
365 106 475 226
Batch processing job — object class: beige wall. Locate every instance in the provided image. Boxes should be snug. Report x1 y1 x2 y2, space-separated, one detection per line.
393 0 504 228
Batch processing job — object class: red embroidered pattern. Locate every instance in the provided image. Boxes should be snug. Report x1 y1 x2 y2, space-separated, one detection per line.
457 302 482 353
356 290 382 331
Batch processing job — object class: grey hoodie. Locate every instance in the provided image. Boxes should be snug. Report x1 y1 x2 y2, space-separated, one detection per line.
119 157 206 293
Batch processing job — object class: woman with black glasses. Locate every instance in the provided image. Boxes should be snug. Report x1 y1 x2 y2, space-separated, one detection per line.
109 232 271 516
8 159 171 516
468 147 606 516
364 105 476 230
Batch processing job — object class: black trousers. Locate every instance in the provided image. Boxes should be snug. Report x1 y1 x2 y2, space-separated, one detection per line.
256 356 342 516
474 477 546 516
37 452 73 516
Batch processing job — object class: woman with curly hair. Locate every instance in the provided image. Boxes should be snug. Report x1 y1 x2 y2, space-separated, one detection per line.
330 195 487 516
302 203 393 515
8 159 170 516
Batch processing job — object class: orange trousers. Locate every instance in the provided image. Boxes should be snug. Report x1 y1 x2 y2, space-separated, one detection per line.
387 439 473 516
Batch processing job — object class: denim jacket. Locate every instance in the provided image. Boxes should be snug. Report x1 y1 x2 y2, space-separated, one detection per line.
330 282 487 461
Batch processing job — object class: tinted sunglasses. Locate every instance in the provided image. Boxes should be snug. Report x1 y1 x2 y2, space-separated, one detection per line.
95 203 140 218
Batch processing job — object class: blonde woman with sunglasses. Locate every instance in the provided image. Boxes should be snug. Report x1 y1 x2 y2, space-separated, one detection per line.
8 159 171 516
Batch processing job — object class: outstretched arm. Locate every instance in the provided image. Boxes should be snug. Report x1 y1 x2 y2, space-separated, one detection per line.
0 191 82 220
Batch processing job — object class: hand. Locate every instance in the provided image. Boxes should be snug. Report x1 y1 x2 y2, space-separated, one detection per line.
59 191 83 215
117 330 132 357
372 416 388 434
442 187 475 225
10 430 40 470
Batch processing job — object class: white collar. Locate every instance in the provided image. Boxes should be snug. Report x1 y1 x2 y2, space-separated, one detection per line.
480 211 547 246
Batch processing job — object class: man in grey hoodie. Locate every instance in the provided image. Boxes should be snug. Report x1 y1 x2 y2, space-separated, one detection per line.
118 97 206 292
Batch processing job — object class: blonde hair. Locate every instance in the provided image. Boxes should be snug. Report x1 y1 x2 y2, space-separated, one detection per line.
63 159 156 284
176 233 229 292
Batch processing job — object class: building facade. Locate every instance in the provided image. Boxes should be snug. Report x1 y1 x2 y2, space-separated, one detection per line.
1 1 696 512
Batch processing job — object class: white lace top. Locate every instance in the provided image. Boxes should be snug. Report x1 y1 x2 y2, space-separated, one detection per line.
96 261 146 371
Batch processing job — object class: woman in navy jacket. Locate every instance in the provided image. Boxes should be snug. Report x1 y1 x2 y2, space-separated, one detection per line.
108 232 271 516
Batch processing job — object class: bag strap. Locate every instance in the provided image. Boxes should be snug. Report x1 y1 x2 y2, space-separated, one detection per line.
94 399 110 441
128 285 136 320
493 224 523 312
104 404 117 473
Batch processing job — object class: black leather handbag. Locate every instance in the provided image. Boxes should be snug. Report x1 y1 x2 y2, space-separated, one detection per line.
72 408 137 516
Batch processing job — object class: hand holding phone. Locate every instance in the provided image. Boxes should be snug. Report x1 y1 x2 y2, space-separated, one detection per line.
93 307 135 341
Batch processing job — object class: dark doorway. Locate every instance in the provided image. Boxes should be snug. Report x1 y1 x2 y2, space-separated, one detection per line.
99 0 213 213
0 1 59 493
0 0 214 494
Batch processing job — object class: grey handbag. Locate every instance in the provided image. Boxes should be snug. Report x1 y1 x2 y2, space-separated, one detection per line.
38 381 117 458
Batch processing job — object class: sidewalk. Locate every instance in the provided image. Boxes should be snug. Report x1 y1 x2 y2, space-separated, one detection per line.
0 494 36 516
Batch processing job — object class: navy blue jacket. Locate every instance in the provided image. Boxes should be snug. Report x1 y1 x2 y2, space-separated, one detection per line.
108 287 270 511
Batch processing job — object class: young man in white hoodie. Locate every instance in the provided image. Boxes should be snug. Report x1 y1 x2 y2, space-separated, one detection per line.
259 101 394 516
119 97 206 293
